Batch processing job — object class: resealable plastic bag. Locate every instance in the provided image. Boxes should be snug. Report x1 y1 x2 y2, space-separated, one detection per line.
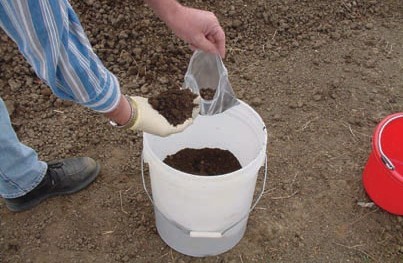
183 50 239 115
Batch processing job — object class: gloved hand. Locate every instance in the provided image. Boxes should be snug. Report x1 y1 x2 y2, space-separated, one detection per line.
128 95 201 137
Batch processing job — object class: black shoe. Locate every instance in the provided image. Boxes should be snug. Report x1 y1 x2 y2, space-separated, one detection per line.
4 157 101 212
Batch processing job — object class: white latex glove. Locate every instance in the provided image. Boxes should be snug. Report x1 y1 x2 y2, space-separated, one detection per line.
129 96 201 137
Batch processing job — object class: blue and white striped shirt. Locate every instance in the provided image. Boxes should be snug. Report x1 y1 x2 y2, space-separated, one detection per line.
0 0 121 113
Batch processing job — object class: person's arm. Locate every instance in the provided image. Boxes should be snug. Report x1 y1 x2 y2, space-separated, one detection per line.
104 95 131 125
145 0 226 58
144 0 181 21
0 0 121 114
0 0 201 137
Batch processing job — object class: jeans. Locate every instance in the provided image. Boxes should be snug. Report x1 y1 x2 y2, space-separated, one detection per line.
0 98 47 198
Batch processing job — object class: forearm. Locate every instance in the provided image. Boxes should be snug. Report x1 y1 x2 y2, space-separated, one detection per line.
0 0 121 113
144 0 182 25
104 95 132 125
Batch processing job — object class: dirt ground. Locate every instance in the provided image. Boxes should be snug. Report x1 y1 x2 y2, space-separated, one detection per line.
1 0 403 262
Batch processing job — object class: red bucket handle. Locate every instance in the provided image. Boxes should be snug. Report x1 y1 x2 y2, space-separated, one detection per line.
376 113 403 171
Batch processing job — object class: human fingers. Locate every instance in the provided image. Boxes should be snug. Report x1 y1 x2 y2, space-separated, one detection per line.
191 34 220 56
207 27 226 58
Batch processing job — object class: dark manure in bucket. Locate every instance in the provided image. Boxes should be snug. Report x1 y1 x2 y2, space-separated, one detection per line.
163 148 242 176
149 88 198 126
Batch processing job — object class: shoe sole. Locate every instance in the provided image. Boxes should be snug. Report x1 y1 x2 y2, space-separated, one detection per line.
6 162 101 212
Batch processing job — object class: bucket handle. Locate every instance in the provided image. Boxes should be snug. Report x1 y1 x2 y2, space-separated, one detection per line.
140 152 267 238
377 114 403 170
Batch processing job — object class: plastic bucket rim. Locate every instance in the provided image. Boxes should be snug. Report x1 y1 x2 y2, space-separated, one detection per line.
142 100 267 180
372 112 403 184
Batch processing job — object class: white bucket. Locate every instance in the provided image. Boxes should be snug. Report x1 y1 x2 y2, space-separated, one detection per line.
142 100 267 257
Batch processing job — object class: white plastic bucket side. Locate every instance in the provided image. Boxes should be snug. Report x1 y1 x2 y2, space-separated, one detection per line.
142 100 267 256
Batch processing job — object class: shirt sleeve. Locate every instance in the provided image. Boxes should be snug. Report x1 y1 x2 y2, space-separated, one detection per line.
0 0 121 113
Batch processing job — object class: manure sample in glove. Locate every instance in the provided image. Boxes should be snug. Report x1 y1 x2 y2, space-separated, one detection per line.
164 148 242 176
149 88 198 126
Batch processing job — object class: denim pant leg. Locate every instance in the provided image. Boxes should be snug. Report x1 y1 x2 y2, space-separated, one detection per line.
0 98 47 198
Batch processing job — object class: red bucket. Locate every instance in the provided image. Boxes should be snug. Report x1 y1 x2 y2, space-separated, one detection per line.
363 113 403 215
